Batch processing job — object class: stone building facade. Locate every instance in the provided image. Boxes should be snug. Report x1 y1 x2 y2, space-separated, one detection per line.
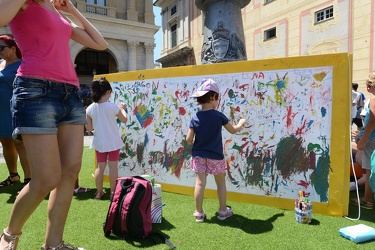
0 0 159 86
154 0 375 94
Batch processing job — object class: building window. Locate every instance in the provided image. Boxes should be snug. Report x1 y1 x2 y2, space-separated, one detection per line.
86 0 107 15
171 5 177 16
171 24 177 47
264 27 276 41
315 6 333 23
86 0 106 6
264 0 275 4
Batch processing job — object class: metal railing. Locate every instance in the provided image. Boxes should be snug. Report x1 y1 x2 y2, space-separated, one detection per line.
76 1 116 18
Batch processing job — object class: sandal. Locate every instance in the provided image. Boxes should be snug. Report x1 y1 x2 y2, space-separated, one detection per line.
17 178 31 194
350 197 374 209
41 241 85 250
217 207 234 220
0 229 22 250
193 211 206 223
94 191 105 200
73 186 90 194
0 173 20 188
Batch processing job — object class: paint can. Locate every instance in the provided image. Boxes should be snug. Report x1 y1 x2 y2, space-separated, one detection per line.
295 204 312 224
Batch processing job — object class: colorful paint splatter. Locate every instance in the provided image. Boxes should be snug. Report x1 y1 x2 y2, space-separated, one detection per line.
111 66 333 202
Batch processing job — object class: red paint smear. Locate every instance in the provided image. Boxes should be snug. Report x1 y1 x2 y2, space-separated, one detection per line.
143 116 153 128
284 106 298 129
171 147 184 178
239 141 249 154
251 72 265 80
175 90 181 101
297 180 310 188
285 106 293 128
179 107 186 115
133 104 140 115
295 119 307 136
239 84 249 91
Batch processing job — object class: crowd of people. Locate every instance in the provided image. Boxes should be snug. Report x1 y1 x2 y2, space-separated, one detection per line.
350 74 375 210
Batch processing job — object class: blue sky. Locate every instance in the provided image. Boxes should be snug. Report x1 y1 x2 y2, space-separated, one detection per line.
153 4 162 62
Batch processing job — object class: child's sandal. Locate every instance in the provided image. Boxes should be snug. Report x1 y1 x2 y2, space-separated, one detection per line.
350 197 374 209
217 207 233 220
0 229 22 250
193 211 206 223
94 191 105 200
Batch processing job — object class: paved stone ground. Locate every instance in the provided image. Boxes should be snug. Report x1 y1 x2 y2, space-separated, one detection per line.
0 136 93 164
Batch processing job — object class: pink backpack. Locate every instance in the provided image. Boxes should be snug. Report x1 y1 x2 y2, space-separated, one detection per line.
103 176 152 239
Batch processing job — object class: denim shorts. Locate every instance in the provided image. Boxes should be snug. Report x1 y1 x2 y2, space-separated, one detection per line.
11 77 87 141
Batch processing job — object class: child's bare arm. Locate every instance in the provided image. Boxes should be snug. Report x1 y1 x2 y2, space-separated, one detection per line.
117 103 128 123
85 114 93 135
224 118 247 134
357 97 375 150
186 128 195 144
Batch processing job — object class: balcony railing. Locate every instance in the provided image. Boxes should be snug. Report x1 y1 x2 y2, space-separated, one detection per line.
76 1 116 18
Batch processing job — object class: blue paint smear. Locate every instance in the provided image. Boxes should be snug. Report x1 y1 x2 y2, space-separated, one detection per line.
144 133 149 147
307 120 314 129
274 175 279 192
321 107 327 117
276 80 286 90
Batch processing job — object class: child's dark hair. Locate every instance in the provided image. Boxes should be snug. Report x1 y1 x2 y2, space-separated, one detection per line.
196 91 219 104
91 77 112 103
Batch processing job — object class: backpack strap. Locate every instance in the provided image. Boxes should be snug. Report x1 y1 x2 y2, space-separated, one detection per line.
120 179 138 233
103 177 129 236
149 232 175 249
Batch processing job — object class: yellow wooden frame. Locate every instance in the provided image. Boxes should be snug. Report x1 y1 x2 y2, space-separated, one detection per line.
98 53 352 216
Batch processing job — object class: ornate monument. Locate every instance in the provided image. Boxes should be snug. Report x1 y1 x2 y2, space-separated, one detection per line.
195 0 251 64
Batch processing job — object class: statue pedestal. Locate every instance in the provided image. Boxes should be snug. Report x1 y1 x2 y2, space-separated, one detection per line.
195 0 251 64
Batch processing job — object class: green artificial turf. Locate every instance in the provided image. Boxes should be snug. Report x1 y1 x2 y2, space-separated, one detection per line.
1 146 375 249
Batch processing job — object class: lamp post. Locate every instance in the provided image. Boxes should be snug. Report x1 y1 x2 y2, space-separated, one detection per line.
195 0 251 64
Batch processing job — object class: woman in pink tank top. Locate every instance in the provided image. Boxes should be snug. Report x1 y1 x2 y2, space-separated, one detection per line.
0 1 108 250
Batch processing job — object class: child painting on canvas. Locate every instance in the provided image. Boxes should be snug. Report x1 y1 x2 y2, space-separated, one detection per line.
85 77 128 200
186 79 247 222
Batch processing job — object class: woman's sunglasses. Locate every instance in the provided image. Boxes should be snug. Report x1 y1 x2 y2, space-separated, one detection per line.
0 45 9 51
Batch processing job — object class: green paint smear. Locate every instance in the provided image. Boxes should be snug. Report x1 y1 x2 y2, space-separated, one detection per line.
245 150 264 185
311 151 330 202
275 135 311 179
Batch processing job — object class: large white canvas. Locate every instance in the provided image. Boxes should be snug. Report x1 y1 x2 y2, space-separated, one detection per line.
109 66 333 203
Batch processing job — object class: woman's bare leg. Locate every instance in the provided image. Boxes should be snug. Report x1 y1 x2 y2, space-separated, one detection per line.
44 124 84 247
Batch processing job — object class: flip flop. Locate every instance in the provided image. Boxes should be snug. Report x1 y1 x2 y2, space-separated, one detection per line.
74 186 90 194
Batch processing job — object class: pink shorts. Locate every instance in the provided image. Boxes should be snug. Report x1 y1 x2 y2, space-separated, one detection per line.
95 149 120 163
191 156 226 175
